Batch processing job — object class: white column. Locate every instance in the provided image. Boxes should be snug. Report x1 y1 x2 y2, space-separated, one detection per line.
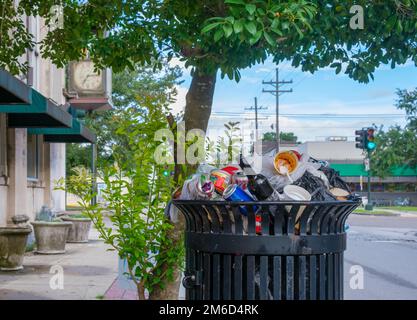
7 128 28 222
50 143 66 212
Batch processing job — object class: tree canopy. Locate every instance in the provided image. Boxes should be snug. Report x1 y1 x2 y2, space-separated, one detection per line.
2 0 416 83
372 88 417 178
263 131 298 142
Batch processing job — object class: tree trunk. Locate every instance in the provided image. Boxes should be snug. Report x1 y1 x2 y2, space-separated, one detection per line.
150 69 217 300
183 69 217 133
149 214 186 300
137 282 146 300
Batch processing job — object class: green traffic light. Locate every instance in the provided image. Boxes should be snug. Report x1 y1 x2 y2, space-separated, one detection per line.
367 141 376 150
163 170 170 177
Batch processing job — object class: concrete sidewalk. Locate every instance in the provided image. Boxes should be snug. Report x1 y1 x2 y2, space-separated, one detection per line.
0 226 118 300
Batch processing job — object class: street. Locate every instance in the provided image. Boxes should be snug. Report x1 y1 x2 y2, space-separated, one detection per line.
344 214 417 300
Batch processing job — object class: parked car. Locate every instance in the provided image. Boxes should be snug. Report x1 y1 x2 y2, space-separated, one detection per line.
393 197 412 206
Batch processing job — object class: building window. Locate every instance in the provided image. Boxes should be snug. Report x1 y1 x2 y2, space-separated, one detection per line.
27 134 41 180
0 114 6 177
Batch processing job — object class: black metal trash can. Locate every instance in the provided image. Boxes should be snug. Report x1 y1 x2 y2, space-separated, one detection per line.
173 200 360 300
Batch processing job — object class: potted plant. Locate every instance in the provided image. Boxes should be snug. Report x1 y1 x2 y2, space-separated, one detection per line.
60 213 92 243
31 206 72 254
0 215 32 271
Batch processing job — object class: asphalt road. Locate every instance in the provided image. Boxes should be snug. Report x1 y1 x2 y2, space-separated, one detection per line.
343 214 417 300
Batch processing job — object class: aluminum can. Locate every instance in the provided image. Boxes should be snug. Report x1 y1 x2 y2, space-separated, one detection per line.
210 169 232 194
232 171 249 190
223 184 257 215
196 174 214 198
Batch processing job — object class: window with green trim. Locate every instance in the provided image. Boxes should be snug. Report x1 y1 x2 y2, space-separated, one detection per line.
27 134 41 180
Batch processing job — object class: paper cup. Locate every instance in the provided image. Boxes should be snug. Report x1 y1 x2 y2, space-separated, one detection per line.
273 151 299 175
329 188 349 201
282 185 312 225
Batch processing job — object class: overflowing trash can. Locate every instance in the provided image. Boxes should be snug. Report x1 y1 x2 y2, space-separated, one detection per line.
174 199 359 300
170 150 361 300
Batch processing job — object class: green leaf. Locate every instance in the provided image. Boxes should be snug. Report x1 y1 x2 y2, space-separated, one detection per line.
225 0 245 4
223 24 233 38
214 28 224 42
331 62 342 74
245 4 256 15
233 20 243 33
249 30 262 45
245 21 257 35
293 23 304 38
263 31 275 46
201 22 221 34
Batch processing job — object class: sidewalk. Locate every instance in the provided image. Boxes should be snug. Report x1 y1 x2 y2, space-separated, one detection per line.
0 225 118 300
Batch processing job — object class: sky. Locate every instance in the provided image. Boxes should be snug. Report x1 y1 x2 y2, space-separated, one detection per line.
169 57 417 144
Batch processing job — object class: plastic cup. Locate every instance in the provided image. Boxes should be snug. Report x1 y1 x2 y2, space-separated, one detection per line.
273 151 299 175
282 185 312 225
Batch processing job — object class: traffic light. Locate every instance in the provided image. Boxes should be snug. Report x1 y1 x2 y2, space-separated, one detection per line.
355 129 366 149
366 128 376 151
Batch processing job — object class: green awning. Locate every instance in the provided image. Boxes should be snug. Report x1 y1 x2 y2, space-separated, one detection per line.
0 81 72 128
330 163 417 177
28 117 96 143
0 69 31 104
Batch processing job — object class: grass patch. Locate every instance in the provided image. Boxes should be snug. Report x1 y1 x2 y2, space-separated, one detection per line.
379 206 417 212
353 208 396 216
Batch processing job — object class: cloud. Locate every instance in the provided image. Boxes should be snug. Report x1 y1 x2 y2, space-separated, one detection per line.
242 77 262 84
207 112 406 144
366 89 394 99
255 67 271 73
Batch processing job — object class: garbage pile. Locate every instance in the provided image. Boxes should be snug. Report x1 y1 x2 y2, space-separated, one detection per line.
170 150 359 230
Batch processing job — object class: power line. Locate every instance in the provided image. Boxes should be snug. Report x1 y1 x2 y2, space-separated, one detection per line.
244 97 267 140
211 112 407 118
262 68 293 151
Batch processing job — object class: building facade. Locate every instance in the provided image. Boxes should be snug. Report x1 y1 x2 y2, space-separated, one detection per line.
0 14 99 226
0 16 67 226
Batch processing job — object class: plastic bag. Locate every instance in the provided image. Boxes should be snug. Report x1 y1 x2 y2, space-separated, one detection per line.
293 171 336 201
319 166 351 192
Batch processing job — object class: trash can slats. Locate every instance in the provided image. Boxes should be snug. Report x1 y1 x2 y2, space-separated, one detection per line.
233 255 243 300
174 200 359 300
259 256 269 299
223 254 232 299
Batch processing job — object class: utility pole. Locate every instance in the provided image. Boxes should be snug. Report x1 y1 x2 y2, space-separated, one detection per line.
262 68 293 152
244 97 267 141
366 153 372 210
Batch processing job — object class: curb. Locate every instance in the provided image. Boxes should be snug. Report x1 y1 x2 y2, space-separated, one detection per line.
352 212 400 217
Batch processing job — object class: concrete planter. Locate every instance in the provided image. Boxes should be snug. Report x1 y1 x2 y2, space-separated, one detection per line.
31 221 73 254
0 227 32 271
61 216 92 243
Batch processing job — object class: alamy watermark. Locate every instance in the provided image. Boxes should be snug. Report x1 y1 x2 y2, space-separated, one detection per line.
350 5 364 30
153 121 264 169
349 265 364 290
49 265 64 290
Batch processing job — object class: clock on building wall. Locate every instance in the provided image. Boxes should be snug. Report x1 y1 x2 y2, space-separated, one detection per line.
68 60 105 96
67 60 112 111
